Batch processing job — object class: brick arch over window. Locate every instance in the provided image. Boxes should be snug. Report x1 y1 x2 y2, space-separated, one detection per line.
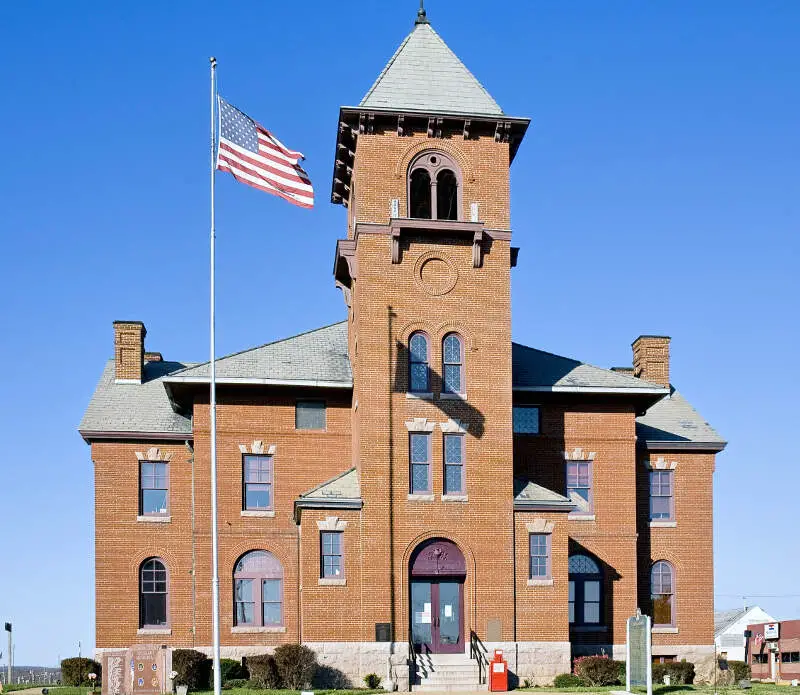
651 560 676 627
139 557 168 629
407 151 462 221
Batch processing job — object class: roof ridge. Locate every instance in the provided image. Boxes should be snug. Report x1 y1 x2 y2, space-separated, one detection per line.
168 320 347 376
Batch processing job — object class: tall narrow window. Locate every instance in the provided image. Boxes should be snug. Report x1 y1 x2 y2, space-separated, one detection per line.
233 550 283 627
529 534 550 579
442 333 464 394
321 531 344 579
650 471 674 521
651 561 675 627
139 558 168 628
409 168 432 219
140 461 169 516
408 332 430 393
443 434 465 495
436 169 458 220
569 554 603 626
410 433 431 494
243 455 273 511
566 461 592 513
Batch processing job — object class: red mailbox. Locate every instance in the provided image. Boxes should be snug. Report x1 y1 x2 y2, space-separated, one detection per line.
489 649 508 691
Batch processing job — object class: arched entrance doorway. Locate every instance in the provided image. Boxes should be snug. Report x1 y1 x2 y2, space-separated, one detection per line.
409 538 466 654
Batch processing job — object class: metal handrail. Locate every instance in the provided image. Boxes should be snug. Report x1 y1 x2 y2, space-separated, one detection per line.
408 638 417 686
470 630 488 685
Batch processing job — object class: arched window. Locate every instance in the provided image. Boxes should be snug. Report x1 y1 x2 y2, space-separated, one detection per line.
568 554 602 626
234 550 283 627
651 561 675 627
408 332 430 393
140 558 168 628
442 333 464 395
408 152 461 220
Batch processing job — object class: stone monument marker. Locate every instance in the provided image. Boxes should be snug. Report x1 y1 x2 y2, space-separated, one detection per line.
626 609 652 695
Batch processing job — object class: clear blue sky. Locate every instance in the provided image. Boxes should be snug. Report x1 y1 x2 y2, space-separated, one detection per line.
1 0 798 667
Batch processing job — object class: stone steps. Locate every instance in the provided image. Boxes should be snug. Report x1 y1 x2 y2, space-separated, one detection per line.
412 653 485 692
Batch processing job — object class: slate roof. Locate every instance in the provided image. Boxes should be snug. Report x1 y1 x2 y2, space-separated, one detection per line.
359 21 504 117
163 322 351 386
715 608 750 637
514 479 574 509
512 343 666 393
79 359 194 438
298 468 361 502
636 389 726 449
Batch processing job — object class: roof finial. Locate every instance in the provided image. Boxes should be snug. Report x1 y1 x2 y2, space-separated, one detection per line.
415 0 429 24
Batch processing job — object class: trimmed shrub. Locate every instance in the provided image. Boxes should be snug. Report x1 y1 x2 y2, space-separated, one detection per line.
246 655 281 689
61 658 102 687
729 661 751 681
652 660 695 685
173 649 212 691
573 655 620 686
553 673 584 688
363 673 382 689
218 659 248 683
224 679 248 689
273 644 318 690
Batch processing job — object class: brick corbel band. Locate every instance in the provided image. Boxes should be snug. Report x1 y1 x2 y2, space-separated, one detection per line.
316 516 348 531
563 447 595 461
135 447 172 461
525 519 554 534
237 441 277 455
645 456 678 470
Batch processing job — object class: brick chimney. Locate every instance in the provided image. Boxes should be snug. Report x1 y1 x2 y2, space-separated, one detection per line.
632 335 671 388
113 321 146 383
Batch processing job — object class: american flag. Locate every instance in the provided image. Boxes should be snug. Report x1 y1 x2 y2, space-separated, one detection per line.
216 96 314 208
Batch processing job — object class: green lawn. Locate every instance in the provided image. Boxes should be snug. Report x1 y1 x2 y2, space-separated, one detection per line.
519 684 787 694
194 690 382 695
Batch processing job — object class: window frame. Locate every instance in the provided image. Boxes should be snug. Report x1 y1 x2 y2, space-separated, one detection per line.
320 530 344 580
443 433 465 495
295 400 327 431
566 460 593 514
568 554 603 628
407 151 462 221
528 533 551 580
513 405 541 435
409 432 432 495
139 460 169 517
139 557 169 629
408 331 431 394
649 470 675 521
442 333 465 395
233 550 284 628
242 454 274 512
651 560 676 628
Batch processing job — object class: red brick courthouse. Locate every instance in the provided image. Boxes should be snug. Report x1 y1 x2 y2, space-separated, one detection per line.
81 7 725 690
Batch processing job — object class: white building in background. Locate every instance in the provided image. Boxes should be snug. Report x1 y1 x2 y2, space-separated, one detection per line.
715 606 777 662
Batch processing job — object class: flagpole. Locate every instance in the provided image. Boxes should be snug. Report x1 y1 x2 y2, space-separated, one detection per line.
209 55 222 695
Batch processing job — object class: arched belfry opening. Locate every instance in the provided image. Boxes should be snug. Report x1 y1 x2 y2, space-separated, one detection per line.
409 538 466 654
408 151 461 221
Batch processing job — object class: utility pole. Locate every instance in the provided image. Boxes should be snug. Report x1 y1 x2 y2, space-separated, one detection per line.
4 623 11 686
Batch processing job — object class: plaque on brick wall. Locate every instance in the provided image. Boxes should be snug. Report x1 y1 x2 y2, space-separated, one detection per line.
375 623 391 642
626 610 652 695
486 618 502 642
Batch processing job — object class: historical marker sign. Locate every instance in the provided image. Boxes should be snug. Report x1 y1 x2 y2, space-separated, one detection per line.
626 610 652 695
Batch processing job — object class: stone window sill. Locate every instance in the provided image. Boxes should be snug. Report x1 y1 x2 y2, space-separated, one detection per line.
407 494 435 502
241 510 276 518
318 578 346 586
231 626 286 634
571 625 607 633
137 515 171 523
569 513 596 521
653 626 678 634
650 521 677 528
406 392 433 400
442 494 468 502
440 392 466 400
138 628 171 636
527 578 553 587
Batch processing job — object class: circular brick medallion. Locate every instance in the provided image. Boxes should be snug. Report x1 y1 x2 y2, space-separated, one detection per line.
414 252 458 296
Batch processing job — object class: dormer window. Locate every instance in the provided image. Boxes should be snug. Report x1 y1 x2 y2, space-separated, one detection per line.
408 152 460 221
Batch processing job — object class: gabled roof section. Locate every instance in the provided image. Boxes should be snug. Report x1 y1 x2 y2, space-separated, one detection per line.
360 22 503 117
512 343 668 394
513 479 574 511
164 321 351 387
79 359 194 440
637 388 726 451
294 468 362 520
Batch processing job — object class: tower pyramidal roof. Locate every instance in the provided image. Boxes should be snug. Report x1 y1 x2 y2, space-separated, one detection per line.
359 8 504 117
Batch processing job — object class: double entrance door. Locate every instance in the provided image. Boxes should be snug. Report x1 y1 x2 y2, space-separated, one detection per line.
410 579 464 654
